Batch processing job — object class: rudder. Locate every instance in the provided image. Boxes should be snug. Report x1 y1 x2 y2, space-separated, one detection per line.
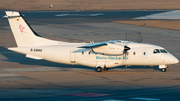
5 11 67 47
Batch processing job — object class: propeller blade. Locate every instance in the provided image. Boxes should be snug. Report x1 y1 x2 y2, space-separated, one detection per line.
124 46 130 51
123 45 130 61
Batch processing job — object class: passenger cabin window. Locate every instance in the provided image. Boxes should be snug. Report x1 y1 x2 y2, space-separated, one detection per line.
133 52 136 55
143 52 146 55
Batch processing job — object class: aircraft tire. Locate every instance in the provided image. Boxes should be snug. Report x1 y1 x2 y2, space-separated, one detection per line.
96 67 102 72
161 68 166 72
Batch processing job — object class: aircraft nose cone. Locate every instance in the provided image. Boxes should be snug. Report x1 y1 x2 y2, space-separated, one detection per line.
169 54 179 64
164 53 179 64
173 57 179 64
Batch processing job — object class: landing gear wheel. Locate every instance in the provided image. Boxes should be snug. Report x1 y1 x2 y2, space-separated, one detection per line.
103 67 109 71
96 67 102 72
161 68 166 72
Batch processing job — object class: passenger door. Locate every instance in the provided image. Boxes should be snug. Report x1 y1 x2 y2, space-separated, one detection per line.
70 50 76 63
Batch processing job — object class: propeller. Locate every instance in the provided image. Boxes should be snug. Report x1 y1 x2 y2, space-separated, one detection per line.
122 44 131 64
123 45 130 58
122 34 131 65
123 33 130 56
124 45 130 52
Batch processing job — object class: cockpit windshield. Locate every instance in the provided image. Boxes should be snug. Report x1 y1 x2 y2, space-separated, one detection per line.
153 49 168 54
153 49 160 53
160 49 168 53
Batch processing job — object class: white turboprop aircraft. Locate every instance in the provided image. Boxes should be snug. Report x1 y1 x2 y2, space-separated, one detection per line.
4 11 179 72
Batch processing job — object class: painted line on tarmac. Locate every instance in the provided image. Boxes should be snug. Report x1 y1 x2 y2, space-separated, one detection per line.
3 67 89 72
0 73 18 77
130 97 160 101
68 93 113 97
103 99 125 101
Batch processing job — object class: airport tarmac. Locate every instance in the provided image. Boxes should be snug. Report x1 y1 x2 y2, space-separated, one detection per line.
0 11 180 101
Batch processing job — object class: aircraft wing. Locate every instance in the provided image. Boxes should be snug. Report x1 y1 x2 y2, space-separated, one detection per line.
78 40 126 48
78 43 107 48
78 42 125 55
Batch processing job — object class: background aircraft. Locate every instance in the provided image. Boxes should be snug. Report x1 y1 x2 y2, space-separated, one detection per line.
4 11 179 72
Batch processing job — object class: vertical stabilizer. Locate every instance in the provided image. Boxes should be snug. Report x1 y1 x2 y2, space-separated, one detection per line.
5 11 67 47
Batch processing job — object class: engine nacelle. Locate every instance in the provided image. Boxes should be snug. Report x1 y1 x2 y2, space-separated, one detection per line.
92 43 124 55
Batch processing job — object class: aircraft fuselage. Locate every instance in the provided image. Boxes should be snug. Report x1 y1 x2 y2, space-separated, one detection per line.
9 42 178 69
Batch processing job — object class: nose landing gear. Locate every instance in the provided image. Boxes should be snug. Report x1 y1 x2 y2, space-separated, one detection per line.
161 68 166 72
159 65 167 72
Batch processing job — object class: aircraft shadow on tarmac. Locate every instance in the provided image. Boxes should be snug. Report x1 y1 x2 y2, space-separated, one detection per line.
0 46 160 71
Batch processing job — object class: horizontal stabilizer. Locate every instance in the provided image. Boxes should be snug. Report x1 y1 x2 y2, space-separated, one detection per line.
4 11 20 18
26 54 42 60
8 47 43 60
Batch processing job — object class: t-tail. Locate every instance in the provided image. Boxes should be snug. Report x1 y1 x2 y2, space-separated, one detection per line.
5 11 67 47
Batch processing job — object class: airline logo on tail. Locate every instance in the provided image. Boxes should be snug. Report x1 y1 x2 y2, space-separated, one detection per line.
19 25 25 32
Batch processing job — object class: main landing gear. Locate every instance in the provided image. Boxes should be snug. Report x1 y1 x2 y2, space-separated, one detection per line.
96 67 102 72
95 66 109 72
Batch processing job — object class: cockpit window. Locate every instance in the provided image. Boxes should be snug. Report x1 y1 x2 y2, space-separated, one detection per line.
153 49 160 54
160 49 168 53
153 49 168 54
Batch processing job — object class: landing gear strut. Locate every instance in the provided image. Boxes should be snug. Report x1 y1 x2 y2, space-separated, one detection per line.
159 65 167 72
103 67 109 71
